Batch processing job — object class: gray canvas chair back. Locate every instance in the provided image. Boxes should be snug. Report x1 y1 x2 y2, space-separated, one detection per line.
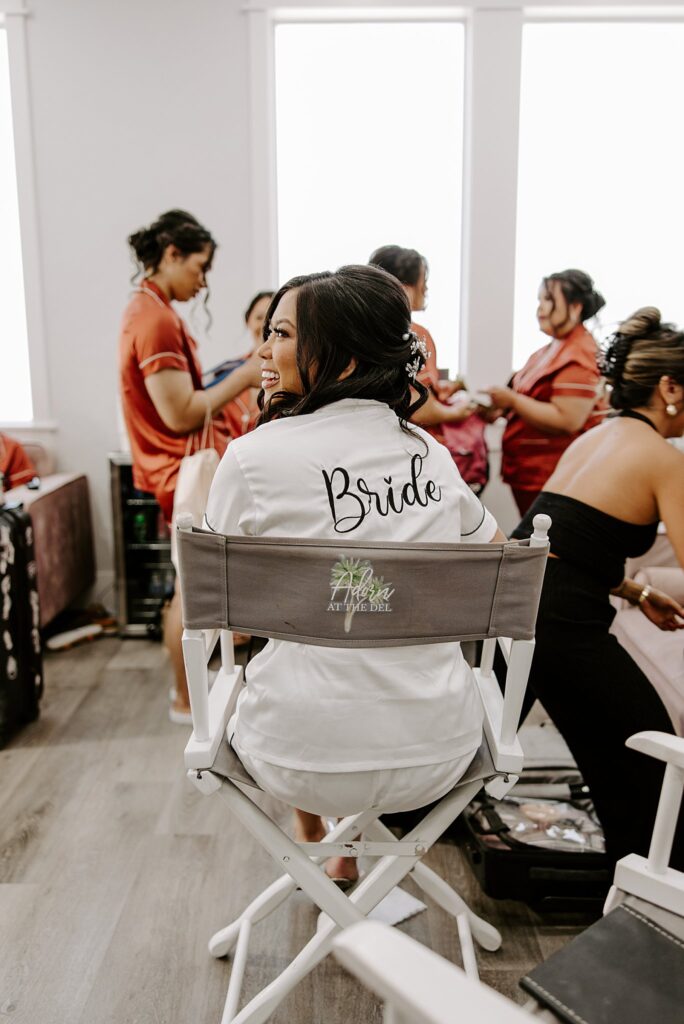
177 527 547 648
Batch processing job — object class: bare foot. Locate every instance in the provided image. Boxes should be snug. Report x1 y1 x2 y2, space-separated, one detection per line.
325 855 359 885
292 810 359 885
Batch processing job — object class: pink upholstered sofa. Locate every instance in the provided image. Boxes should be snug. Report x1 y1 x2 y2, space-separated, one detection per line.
5 443 95 628
611 532 684 735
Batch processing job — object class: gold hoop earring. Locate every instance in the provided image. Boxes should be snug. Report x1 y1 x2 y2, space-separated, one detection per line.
666 403 678 417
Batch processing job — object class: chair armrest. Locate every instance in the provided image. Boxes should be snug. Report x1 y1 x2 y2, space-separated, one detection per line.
184 663 243 771
473 636 531 775
615 730 684 899
473 668 525 775
333 922 532 1024
626 731 684 770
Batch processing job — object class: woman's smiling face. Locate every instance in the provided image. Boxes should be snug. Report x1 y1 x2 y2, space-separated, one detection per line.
257 288 303 400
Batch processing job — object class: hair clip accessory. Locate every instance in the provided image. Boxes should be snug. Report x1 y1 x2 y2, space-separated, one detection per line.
405 335 428 381
402 332 410 341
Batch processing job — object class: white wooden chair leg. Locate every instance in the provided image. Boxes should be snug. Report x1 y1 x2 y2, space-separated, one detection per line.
222 919 252 1024
209 875 298 958
209 808 380 958
230 832 423 1024
364 818 502 956
410 862 501 953
216 781 364 928
456 912 480 979
347 851 436 918
231 920 339 1024
212 772 487 1021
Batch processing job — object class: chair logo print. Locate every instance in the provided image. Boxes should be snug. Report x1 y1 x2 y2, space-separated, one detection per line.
328 555 395 632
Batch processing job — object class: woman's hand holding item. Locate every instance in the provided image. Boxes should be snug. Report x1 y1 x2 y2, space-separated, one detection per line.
487 385 596 435
486 385 516 411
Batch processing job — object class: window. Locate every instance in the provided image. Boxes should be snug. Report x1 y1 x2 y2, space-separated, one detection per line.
0 24 31 422
274 19 465 371
513 21 684 370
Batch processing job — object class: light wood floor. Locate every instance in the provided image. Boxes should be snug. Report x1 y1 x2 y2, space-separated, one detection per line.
0 638 586 1024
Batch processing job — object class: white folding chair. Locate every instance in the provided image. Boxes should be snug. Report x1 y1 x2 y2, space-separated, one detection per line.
333 732 684 1024
605 730 684 917
334 920 532 1024
175 512 551 1024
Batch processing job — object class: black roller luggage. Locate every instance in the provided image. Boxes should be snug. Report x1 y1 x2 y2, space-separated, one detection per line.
0 503 43 746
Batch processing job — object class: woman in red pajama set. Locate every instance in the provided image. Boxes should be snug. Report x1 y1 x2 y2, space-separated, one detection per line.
487 269 606 517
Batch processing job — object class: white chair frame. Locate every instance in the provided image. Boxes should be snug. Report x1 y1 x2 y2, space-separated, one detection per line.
333 731 684 1024
177 513 551 1024
334 920 532 1024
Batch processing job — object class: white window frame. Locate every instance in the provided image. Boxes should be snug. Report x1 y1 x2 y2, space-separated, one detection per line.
1 0 52 430
245 0 684 391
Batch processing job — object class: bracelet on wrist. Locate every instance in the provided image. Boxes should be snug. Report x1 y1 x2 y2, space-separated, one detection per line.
638 584 652 606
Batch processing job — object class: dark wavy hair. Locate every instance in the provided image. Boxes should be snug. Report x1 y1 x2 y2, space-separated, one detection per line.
600 306 684 410
543 269 605 326
368 245 427 287
128 210 217 329
258 265 429 429
244 290 274 323
128 209 216 275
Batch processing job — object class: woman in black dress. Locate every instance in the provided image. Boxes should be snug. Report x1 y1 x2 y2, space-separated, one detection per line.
514 306 684 867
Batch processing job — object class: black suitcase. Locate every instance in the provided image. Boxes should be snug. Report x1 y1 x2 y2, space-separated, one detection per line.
462 770 612 913
0 503 43 747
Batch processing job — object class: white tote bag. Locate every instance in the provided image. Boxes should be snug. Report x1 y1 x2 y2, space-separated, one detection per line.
171 407 220 568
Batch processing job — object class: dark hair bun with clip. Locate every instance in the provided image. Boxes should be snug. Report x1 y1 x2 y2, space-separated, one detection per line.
599 306 667 410
617 306 661 338
127 210 214 274
546 268 605 322
127 226 160 268
599 334 632 388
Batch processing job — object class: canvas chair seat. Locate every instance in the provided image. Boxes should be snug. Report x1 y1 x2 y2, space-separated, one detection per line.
175 513 552 1024
210 729 498 796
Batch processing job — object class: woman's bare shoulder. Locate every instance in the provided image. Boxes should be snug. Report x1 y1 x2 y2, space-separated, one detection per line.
650 435 684 473
550 418 668 489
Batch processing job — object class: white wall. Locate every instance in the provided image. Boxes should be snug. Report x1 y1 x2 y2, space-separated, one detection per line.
21 0 256 585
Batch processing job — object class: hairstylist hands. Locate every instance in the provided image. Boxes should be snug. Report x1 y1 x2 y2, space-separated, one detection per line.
485 385 516 411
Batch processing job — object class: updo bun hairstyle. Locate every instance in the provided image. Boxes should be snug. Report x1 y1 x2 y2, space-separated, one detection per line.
258 264 429 433
128 209 217 324
544 269 606 323
128 209 216 277
600 306 684 410
368 244 427 288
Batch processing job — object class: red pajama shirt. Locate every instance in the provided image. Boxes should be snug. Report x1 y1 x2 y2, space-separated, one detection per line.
118 281 229 522
501 325 604 496
0 434 36 490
